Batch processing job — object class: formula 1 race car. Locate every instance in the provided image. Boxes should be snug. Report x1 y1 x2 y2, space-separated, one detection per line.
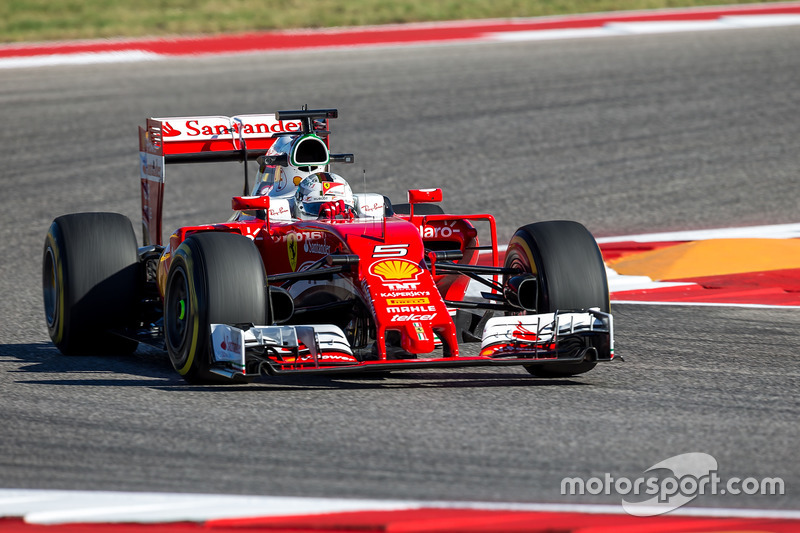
43 108 614 383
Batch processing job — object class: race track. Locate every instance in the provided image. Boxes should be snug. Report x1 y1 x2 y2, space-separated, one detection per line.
1 26 799 511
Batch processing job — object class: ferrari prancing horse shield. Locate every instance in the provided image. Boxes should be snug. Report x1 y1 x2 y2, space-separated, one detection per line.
287 233 298 271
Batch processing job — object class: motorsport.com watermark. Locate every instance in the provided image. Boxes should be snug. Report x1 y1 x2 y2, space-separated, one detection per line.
560 453 785 516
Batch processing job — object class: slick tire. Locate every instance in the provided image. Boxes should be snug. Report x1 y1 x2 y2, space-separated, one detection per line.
504 220 609 378
164 232 267 384
43 212 140 355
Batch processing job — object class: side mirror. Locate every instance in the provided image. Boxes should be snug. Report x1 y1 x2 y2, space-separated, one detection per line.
232 196 271 211
408 188 443 204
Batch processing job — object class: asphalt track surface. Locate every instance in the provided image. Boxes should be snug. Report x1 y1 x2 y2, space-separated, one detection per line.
1 26 799 512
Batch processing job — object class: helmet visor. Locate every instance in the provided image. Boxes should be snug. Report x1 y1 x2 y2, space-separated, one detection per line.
300 202 326 217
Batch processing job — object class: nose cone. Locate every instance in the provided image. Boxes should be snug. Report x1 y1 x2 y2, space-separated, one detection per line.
400 322 436 354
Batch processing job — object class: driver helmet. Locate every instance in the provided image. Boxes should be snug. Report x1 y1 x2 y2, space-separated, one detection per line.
295 172 355 220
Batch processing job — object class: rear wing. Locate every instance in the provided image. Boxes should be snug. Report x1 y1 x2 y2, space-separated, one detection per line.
138 111 334 246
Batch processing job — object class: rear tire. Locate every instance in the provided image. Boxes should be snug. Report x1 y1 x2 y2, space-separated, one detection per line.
43 213 139 355
164 232 268 384
504 220 609 377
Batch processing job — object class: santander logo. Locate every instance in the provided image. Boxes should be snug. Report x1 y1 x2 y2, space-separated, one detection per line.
220 335 242 354
512 323 539 342
162 122 181 137
158 116 303 140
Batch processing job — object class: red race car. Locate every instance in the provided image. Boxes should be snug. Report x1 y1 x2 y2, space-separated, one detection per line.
43 108 614 383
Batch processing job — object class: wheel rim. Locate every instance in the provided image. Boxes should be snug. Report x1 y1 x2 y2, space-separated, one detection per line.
43 247 58 328
166 268 190 355
504 239 537 315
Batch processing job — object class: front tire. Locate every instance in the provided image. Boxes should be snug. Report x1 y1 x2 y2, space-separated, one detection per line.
164 232 268 384
504 220 609 377
43 212 139 355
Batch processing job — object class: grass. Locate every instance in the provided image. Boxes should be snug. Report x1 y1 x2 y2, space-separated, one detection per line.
0 0 779 43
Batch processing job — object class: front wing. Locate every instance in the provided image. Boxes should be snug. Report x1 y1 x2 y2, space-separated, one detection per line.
208 309 613 379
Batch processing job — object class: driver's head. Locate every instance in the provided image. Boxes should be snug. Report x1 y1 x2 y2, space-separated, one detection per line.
295 172 355 220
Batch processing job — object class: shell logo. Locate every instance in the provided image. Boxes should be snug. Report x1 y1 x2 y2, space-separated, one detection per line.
370 260 422 281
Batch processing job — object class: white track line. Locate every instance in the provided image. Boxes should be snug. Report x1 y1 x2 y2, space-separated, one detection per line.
596 222 800 243
0 51 161 69
487 14 800 42
605 266 695 294
0 490 415 525
611 299 800 309
2 488 800 525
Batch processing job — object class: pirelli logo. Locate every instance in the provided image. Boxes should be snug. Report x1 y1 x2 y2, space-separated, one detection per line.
386 297 430 306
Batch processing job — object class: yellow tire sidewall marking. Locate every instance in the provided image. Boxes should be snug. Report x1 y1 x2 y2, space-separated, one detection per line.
508 234 537 276
175 247 202 376
49 233 66 345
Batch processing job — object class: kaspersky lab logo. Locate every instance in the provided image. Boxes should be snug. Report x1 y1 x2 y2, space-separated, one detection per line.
560 452 785 516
